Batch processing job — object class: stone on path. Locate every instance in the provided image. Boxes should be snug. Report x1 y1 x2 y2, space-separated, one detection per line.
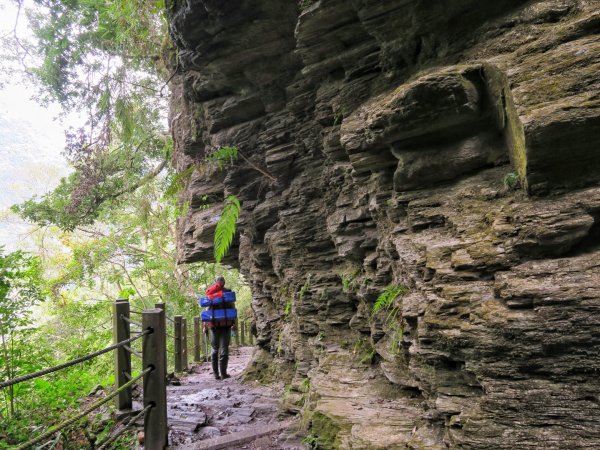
185 421 292 450
167 347 302 449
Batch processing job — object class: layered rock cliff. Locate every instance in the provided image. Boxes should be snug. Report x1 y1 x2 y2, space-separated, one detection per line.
167 1 600 448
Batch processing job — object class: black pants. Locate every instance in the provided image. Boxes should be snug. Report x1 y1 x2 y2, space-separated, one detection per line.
210 327 231 361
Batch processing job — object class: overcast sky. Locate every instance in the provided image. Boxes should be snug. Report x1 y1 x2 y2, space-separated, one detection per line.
0 0 70 250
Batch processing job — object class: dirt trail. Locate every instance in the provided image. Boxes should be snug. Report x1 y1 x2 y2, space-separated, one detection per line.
166 347 304 450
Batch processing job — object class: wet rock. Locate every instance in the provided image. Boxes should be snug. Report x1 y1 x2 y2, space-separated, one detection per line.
170 411 208 433
167 349 289 448
197 426 221 439
87 384 104 396
168 0 600 448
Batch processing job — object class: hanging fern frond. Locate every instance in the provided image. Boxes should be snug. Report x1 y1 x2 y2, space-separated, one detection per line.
214 195 241 264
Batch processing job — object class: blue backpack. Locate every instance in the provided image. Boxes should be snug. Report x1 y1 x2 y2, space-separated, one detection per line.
199 291 237 322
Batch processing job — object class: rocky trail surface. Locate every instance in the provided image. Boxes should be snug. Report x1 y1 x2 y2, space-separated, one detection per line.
166 347 303 450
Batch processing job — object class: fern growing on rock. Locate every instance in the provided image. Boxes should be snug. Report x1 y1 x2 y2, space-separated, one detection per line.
207 146 238 170
372 284 408 318
372 284 408 355
214 195 241 264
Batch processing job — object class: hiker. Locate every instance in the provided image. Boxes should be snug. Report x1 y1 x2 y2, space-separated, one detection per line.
204 275 235 380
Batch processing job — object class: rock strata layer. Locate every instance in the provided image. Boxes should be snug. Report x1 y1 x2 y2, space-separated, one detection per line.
168 1 600 448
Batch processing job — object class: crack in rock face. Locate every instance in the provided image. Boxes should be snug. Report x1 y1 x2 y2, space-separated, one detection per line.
167 0 600 448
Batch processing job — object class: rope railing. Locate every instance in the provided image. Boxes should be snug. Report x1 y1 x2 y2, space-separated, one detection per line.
34 431 62 450
4 301 168 450
0 331 150 390
14 367 152 450
96 403 152 450
120 315 143 328
123 345 143 359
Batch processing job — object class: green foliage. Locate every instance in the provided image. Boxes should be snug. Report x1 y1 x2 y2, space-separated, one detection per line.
338 265 360 293
388 321 405 355
0 248 45 331
4 0 173 231
284 300 292 320
0 1 251 445
164 165 195 198
207 146 239 170
118 287 136 299
372 284 408 356
303 434 319 449
307 412 343 450
333 111 343 126
0 247 46 419
299 0 317 10
503 172 520 190
214 195 241 265
0 295 115 445
359 349 376 365
352 337 376 365
26 0 169 107
300 377 311 393
11 169 238 322
3 176 245 441
206 147 243 266
299 273 312 300
371 284 408 317
11 135 172 231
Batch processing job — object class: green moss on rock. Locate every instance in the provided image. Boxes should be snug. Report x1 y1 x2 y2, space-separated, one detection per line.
310 411 344 449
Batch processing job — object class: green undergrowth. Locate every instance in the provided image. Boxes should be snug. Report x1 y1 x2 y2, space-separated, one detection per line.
0 365 116 448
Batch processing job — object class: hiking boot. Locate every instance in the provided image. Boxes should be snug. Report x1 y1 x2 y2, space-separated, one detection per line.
219 355 230 379
211 354 221 380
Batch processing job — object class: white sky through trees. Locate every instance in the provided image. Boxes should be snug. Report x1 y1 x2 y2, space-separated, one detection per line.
0 0 70 250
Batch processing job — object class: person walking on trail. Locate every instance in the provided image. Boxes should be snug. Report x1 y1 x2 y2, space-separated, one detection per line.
204 275 235 380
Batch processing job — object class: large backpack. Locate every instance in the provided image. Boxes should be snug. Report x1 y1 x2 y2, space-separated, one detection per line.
199 291 237 326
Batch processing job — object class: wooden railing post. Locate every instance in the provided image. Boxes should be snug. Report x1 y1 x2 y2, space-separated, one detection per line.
240 321 246 346
249 322 254 345
174 315 183 372
182 317 188 371
154 303 167 377
234 321 240 348
193 317 201 362
142 308 168 450
113 299 132 411
201 325 209 362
